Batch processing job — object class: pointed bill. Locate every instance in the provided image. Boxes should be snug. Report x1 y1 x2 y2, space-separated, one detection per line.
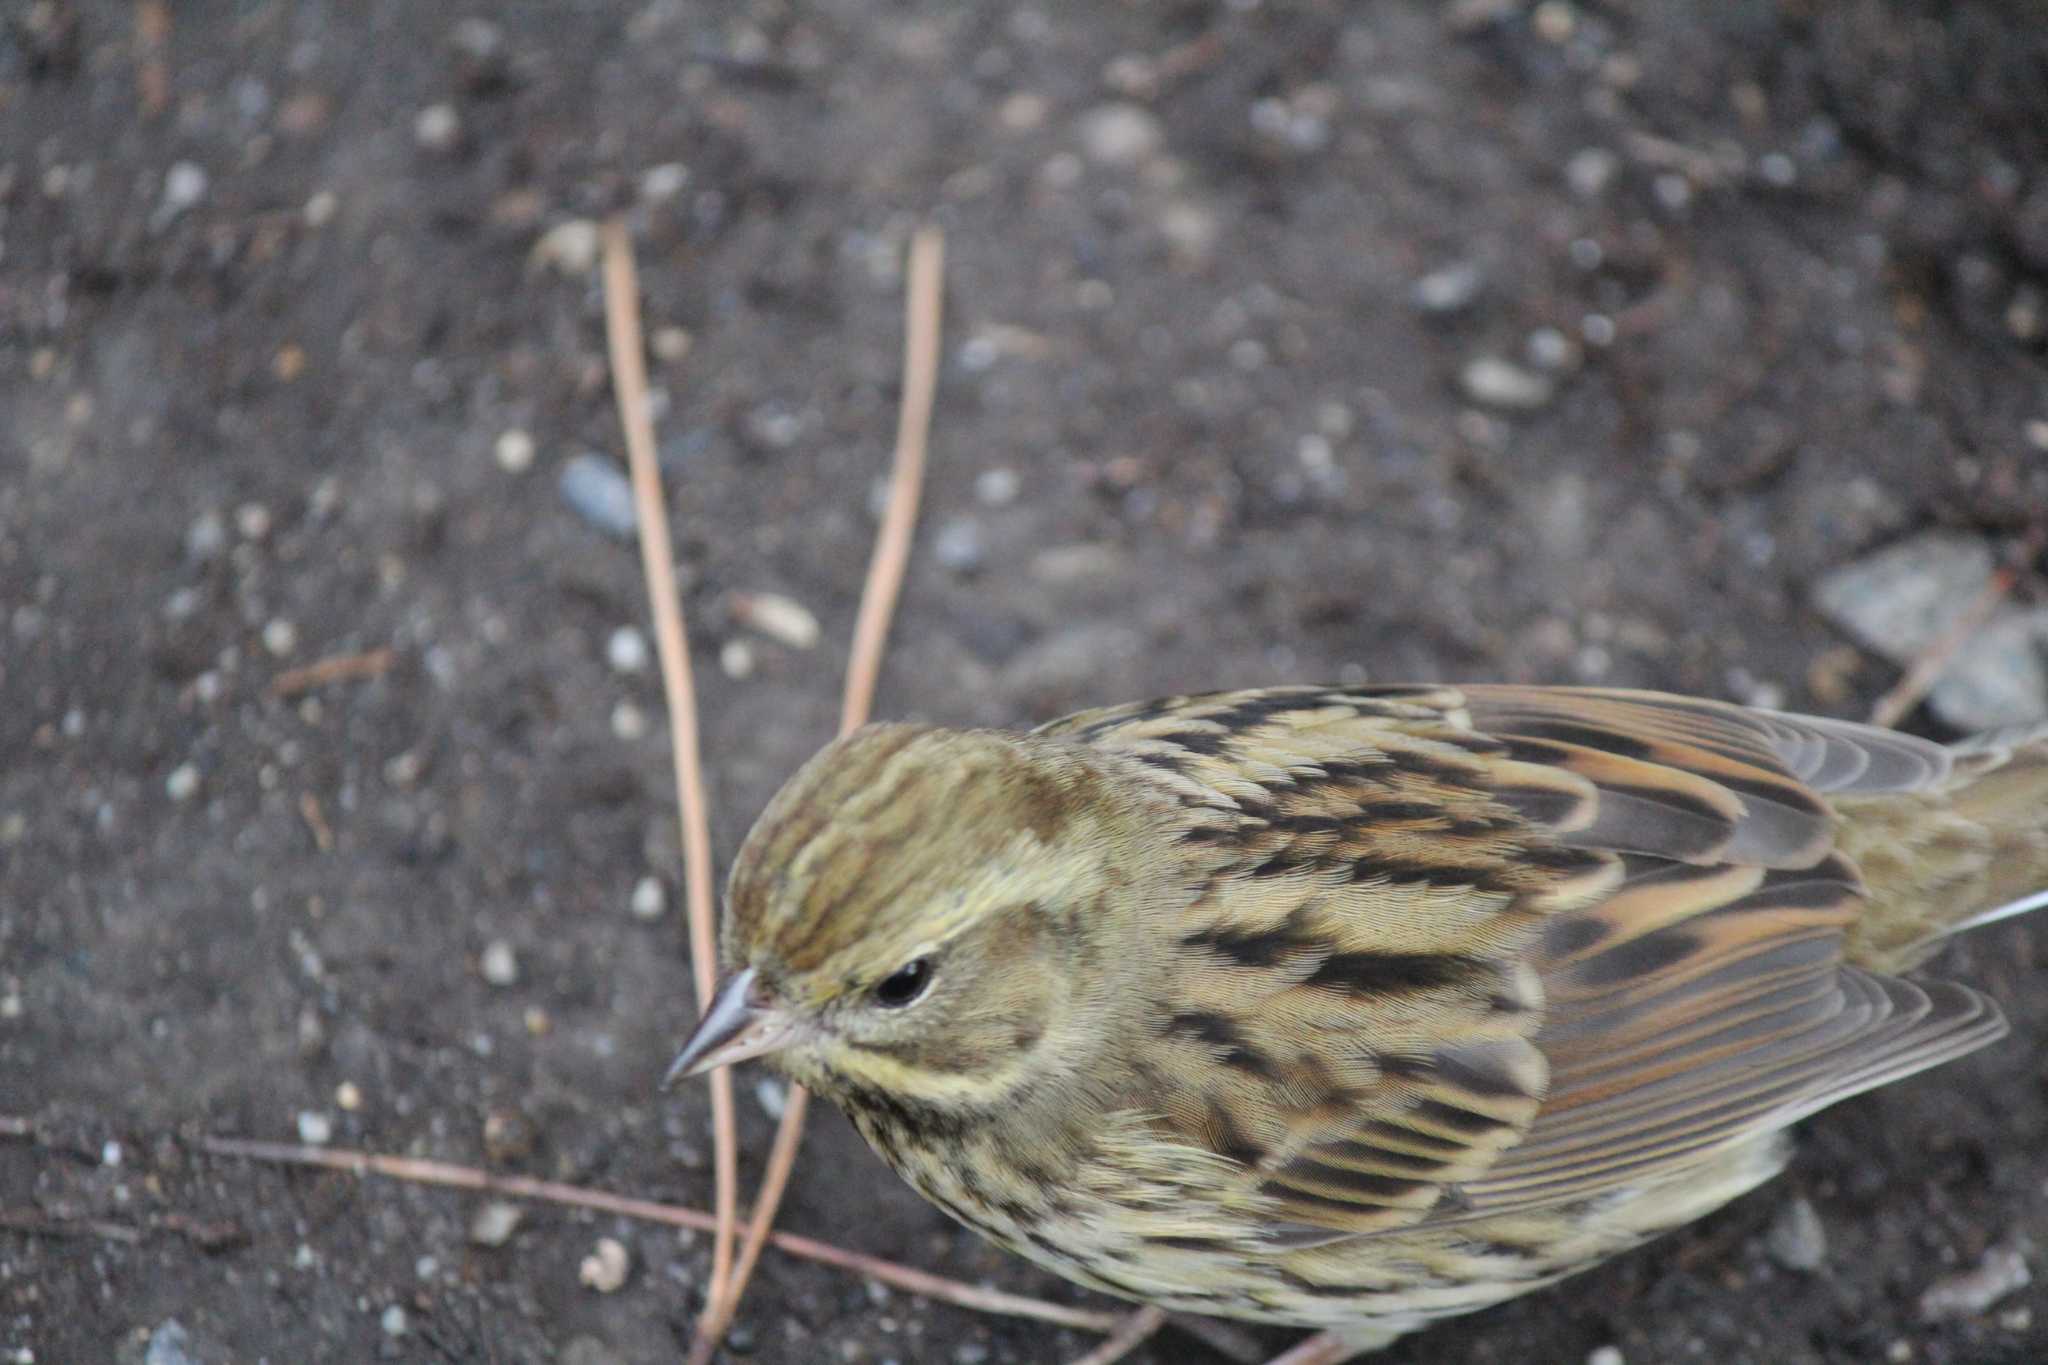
662 968 799 1087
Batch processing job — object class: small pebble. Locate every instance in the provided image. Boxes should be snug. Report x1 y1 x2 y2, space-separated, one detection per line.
530 219 602 276
630 876 666 921
494 428 536 473
102 1140 123 1167
1566 147 1620 196
480 939 519 987
449 17 505 63
143 1320 196 1365
975 467 1021 506
932 518 986 573
732 592 820 649
186 510 227 561
611 701 648 741
262 618 298 657
160 161 209 216
559 453 637 538
579 1237 631 1293
413 103 461 152
1524 326 1575 371
335 1081 362 1112
381 1305 408 1337
1076 102 1163 166
303 189 338 227
236 502 274 540
1461 355 1555 410
606 625 649 674
1413 261 1485 314
998 91 1048 131
296 1110 334 1145
719 639 756 680
639 162 690 203
1765 1197 1828 1272
470 1201 524 1247
166 764 201 802
652 327 693 361
742 399 804 448
1920 1243 2032 1321
755 1077 789 1120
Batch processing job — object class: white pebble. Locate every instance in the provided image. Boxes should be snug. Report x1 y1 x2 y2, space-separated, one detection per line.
1525 325 1578 371
413 103 461 152
494 428 535 473
1920 1244 2032 1321
975 467 1021 506
335 1081 362 1111
102 1140 123 1168
719 639 755 679
480 939 519 987
611 702 648 741
380 1305 408 1337
1413 261 1484 314
1076 102 1163 166
579 1237 631 1293
161 161 208 215
296 1110 334 1145
733 592 819 649
1586 1348 1625 1365
470 1201 523 1247
606 625 649 674
1566 146 1619 196
166 763 201 802
303 190 338 228
629 876 667 921
236 502 274 540
529 219 602 276
754 1077 789 1120
1461 355 1556 410
185 510 227 561
639 162 690 203
262 619 298 657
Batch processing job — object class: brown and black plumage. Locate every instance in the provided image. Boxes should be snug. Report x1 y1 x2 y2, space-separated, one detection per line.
669 684 2048 1360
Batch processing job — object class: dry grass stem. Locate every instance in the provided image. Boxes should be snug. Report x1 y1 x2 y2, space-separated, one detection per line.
600 219 740 1313
269 647 394 698
193 1136 1121 1333
1068 1306 1169 1365
694 224 949 1362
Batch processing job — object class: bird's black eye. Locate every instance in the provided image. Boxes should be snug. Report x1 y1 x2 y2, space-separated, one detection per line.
873 957 933 1008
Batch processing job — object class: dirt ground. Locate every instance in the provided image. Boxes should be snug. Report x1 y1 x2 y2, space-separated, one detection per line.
5 2 2048 1362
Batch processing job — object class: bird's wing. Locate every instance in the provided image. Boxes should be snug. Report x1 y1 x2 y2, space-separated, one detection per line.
1042 684 2003 1239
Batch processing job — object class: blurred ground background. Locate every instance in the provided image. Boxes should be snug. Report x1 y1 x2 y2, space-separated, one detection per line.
5 2 2048 1362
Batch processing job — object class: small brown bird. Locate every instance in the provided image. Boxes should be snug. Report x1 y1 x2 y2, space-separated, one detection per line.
669 685 2048 1361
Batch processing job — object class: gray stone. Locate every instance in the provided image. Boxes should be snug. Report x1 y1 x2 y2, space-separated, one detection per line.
558 454 637 539
1765 1197 1828 1272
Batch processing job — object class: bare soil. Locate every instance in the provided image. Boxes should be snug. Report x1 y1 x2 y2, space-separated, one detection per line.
4 2 2047 1362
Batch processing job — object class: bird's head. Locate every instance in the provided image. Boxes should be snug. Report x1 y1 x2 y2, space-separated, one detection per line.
664 724 1167 1112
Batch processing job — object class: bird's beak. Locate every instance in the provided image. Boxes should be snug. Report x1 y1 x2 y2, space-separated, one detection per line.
662 968 798 1087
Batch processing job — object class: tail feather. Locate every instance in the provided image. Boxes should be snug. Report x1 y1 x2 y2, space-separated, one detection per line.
1834 724 2048 971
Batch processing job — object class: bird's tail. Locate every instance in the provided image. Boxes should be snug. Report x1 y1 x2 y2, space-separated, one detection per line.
1835 725 2048 971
